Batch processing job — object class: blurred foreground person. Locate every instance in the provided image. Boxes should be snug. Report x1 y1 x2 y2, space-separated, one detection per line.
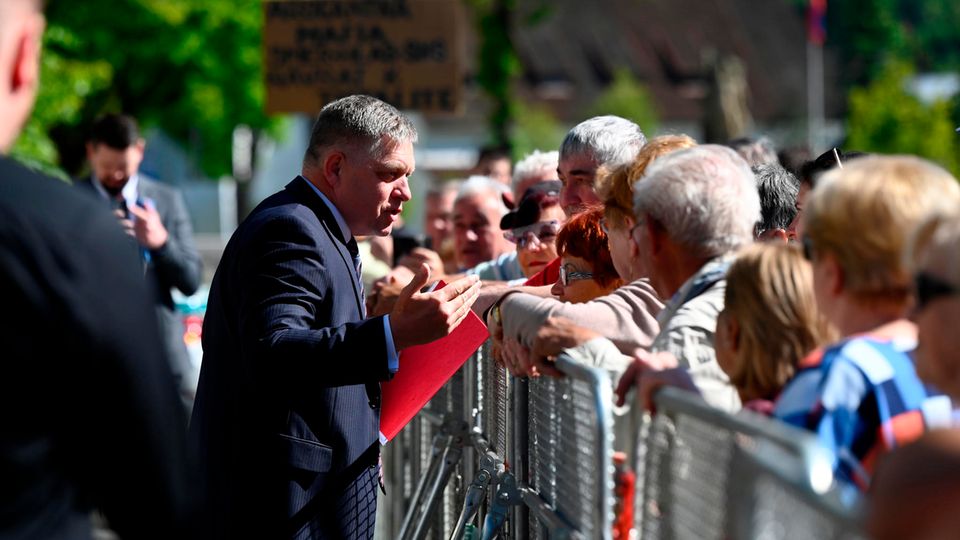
190 95 480 539
774 156 960 490
868 429 960 540
907 208 960 401
0 0 196 538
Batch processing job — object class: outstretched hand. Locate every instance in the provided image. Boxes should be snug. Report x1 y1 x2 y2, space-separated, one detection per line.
614 349 684 409
389 264 481 350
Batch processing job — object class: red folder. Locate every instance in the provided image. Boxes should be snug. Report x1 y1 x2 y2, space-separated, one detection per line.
379 281 489 443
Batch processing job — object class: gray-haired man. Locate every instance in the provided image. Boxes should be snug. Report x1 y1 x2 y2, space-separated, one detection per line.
191 95 480 539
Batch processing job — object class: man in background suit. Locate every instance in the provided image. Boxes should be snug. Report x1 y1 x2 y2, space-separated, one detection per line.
0 0 196 537
76 114 203 406
190 95 481 539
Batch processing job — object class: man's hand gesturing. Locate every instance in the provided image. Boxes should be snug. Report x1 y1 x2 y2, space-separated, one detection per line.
390 263 481 350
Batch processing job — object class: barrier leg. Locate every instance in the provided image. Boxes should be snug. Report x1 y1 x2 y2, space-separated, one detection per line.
410 437 465 540
481 472 523 540
399 432 450 539
450 452 504 540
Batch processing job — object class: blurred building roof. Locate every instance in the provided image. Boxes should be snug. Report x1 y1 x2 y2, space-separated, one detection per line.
509 0 842 123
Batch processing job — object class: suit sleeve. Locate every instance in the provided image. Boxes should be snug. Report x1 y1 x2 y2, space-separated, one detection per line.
151 188 202 295
240 215 393 387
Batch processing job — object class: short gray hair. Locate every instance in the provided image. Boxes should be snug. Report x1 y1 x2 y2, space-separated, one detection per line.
303 95 417 167
752 163 799 236
512 150 559 192
633 145 760 258
454 175 511 217
560 115 646 168
727 136 779 167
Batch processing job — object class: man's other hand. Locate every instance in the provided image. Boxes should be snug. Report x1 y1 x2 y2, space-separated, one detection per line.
129 202 168 250
390 264 481 350
397 247 445 279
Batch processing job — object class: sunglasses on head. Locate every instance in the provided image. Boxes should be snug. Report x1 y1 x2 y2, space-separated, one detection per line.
559 264 594 286
913 272 959 312
503 220 560 249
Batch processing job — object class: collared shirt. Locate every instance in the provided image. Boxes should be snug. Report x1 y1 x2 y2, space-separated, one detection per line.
300 176 399 373
91 173 140 209
650 255 740 412
464 251 525 282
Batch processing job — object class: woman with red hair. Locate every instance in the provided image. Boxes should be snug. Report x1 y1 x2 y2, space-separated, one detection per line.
551 207 623 303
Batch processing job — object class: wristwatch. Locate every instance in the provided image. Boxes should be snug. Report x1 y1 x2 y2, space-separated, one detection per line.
490 303 503 327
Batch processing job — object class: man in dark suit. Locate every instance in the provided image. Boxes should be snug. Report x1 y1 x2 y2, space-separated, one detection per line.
0 0 196 538
76 114 203 407
190 95 481 539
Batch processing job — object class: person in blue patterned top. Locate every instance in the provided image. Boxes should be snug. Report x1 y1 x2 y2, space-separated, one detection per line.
773 155 960 491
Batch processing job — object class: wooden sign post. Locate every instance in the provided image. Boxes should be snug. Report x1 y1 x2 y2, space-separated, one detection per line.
264 0 465 114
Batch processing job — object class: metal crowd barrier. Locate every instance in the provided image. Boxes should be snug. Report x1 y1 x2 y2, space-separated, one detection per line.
636 387 855 540
382 341 864 540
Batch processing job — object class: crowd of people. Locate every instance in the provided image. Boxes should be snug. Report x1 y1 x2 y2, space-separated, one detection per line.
4 0 960 538
360 113 960 536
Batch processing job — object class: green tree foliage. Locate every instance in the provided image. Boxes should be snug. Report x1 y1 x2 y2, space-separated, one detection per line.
586 68 659 136
846 62 959 175
13 0 280 178
469 0 521 152
510 100 564 161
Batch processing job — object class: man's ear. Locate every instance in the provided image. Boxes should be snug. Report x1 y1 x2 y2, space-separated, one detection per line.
11 15 43 95
85 142 96 160
134 138 146 157
322 150 346 188
771 228 790 244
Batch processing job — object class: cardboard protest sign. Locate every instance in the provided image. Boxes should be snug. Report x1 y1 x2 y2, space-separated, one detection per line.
264 0 465 114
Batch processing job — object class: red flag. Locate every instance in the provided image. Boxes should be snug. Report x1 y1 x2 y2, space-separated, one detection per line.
807 0 827 45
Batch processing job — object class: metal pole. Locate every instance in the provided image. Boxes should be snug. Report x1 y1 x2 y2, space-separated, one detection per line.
806 40 824 154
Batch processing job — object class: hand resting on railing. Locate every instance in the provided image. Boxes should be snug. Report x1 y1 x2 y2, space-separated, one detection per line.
496 316 601 378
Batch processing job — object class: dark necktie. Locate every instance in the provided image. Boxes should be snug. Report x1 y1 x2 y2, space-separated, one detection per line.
347 238 365 316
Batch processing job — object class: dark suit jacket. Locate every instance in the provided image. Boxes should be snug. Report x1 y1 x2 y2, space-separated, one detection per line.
0 156 196 539
75 176 202 394
190 177 392 539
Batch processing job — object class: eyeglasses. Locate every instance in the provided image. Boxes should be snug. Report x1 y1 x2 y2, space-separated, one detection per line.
913 272 959 312
504 220 560 249
559 264 594 286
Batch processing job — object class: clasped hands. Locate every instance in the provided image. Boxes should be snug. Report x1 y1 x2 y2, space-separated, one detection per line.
489 312 697 412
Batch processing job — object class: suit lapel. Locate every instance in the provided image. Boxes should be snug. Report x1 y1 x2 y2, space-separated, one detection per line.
285 178 365 318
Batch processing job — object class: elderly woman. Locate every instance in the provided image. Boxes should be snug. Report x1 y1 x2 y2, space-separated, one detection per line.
550 207 622 303
499 181 565 279
772 155 960 490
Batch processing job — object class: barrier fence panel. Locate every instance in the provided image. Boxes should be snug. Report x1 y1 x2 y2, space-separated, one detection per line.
521 354 616 540
386 341 866 540
636 387 841 540
728 445 865 540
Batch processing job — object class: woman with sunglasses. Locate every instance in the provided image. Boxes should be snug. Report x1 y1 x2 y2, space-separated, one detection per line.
499 181 565 279
550 207 622 303
773 155 960 491
906 208 960 401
